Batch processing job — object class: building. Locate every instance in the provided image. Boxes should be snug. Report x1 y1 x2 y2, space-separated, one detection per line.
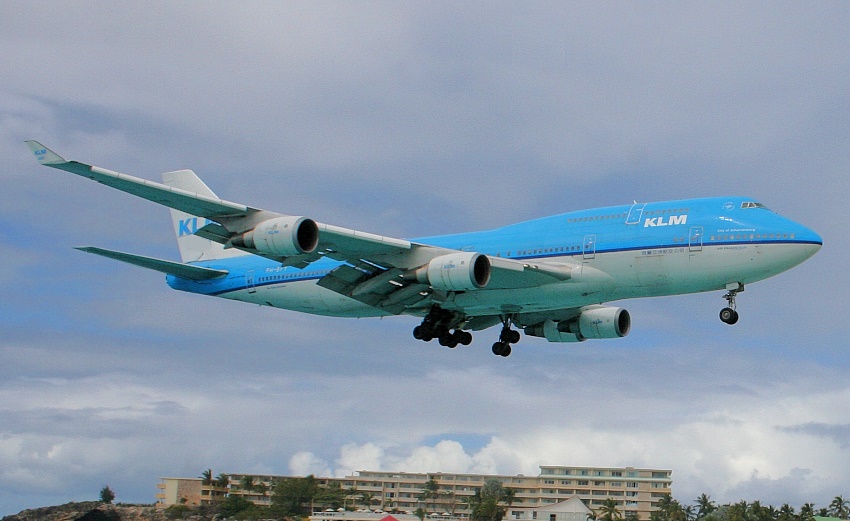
156 465 672 520
310 497 592 521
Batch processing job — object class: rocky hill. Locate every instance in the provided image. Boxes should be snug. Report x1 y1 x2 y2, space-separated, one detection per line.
1 502 170 521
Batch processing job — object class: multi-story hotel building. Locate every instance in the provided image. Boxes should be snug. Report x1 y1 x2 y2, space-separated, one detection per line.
157 465 672 521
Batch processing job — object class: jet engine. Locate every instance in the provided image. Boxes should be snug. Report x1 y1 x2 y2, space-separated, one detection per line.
412 252 491 291
525 305 630 342
230 216 319 256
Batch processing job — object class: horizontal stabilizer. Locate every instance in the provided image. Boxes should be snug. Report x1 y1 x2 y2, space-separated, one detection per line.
76 246 228 281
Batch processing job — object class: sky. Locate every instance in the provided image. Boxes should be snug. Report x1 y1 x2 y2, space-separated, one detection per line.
1 1 849 516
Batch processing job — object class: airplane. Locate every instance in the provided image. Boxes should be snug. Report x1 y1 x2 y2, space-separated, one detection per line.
26 141 822 357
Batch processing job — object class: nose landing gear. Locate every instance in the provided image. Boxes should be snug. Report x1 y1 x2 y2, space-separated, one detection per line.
720 283 744 325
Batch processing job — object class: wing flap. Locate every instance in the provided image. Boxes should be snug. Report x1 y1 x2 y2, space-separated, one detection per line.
76 246 228 281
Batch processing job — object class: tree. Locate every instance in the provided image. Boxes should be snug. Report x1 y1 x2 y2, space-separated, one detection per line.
696 495 717 520
360 491 377 511
218 495 254 517
831 496 850 520
800 503 816 521
653 494 687 521
255 481 270 500
420 478 441 513
316 481 346 511
469 479 511 521
345 486 360 510
272 475 320 515
99 485 115 504
200 469 213 486
240 475 257 494
596 498 624 521
215 473 230 489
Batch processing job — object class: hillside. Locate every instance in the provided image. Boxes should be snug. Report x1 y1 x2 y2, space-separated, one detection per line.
1 502 170 521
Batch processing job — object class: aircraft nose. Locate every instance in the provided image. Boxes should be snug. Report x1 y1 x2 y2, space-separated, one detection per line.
794 222 822 259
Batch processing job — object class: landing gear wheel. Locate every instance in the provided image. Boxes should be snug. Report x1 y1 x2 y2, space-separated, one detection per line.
719 307 739 325
458 331 473 346
720 284 743 325
492 341 511 356
413 325 434 341
439 330 459 348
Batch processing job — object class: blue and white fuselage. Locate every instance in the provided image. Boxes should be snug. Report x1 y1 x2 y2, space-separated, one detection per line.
168 197 820 321
27 141 822 356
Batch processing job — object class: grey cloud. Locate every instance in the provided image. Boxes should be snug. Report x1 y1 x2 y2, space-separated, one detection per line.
2 2 849 516
778 423 850 449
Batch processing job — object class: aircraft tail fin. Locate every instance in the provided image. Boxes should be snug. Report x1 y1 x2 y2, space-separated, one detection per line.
161 170 244 263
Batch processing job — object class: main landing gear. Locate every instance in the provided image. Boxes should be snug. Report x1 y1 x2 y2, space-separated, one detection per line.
720 283 744 325
412 307 522 356
413 307 473 348
492 316 521 357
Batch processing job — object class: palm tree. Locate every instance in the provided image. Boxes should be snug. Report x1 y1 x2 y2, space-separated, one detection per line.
420 478 441 513
596 498 624 521
727 501 748 521
240 475 257 495
360 492 376 511
777 504 795 521
831 496 850 520
800 504 815 521
200 469 213 486
345 486 359 511
255 482 270 503
695 494 716 520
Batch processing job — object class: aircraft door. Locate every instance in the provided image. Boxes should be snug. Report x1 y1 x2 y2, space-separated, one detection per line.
689 226 703 252
626 203 646 224
583 235 596 260
246 270 257 293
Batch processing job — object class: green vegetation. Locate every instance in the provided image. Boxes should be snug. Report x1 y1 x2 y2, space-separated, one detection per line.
98 485 115 504
466 479 515 521
644 494 850 521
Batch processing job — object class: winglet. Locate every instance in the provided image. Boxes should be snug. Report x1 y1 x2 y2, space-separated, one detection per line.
25 140 67 165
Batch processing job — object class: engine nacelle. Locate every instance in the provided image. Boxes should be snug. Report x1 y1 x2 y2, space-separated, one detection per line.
524 306 631 343
416 252 491 291
231 216 319 256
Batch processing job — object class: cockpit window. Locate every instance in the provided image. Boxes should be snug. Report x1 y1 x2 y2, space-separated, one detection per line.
741 201 769 209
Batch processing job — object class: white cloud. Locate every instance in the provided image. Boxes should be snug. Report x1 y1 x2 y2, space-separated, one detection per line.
2 2 849 516
290 452 332 478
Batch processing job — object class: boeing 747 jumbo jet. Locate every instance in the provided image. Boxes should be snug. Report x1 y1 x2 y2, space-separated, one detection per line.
27 141 822 356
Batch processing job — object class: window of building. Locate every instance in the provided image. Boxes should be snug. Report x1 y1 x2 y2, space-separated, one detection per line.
627 482 638 488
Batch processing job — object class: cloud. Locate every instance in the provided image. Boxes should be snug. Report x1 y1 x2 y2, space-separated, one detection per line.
2 2 849 516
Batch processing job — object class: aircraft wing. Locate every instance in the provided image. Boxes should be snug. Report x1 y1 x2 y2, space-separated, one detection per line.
26 141 253 219
76 246 228 280
28 141 573 313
